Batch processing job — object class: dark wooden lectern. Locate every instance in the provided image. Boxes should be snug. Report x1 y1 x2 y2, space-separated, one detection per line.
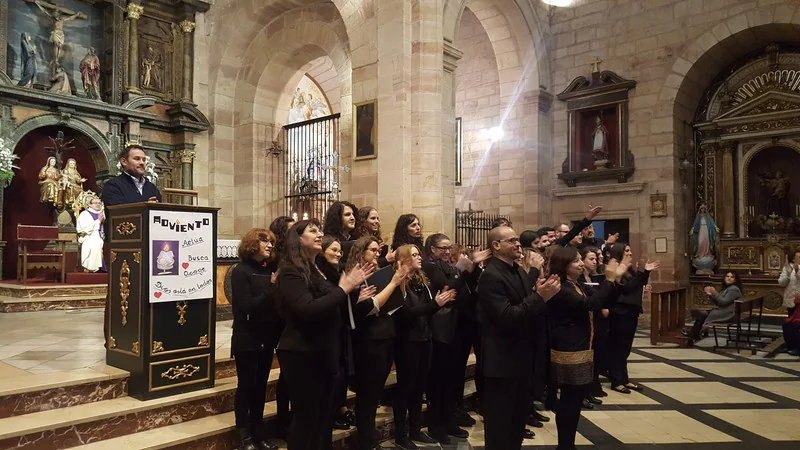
105 202 219 400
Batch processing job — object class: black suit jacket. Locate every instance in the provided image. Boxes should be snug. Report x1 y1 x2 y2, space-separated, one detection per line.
100 173 162 207
229 259 283 353
477 257 546 378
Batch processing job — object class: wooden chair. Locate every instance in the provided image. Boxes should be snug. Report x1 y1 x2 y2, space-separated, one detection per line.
16 224 69 284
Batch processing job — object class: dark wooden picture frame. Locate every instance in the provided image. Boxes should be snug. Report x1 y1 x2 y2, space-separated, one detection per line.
354 100 377 160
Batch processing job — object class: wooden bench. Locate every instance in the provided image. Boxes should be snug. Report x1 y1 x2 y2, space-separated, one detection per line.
709 295 765 354
16 224 70 284
650 286 689 346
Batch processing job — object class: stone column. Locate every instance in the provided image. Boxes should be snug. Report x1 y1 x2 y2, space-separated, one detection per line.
721 144 736 237
179 149 195 205
0 0 9 70
126 2 143 95
442 41 462 237
179 20 195 103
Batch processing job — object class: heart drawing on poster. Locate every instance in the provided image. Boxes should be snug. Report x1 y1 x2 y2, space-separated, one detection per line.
154 292 162 299
182 262 189 269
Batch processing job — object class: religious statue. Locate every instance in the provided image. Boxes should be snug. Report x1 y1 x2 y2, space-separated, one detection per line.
17 33 38 88
156 243 175 274
48 64 72 95
690 204 719 275
759 170 791 217
32 0 84 74
79 47 101 100
141 46 161 89
38 156 62 206
590 116 610 169
60 158 86 207
76 194 105 272
45 131 75 167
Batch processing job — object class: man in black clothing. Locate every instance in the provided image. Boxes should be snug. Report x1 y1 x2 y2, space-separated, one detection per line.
477 226 560 450
101 145 162 348
553 205 603 248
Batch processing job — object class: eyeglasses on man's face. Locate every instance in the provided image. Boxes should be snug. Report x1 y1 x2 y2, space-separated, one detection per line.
496 237 520 245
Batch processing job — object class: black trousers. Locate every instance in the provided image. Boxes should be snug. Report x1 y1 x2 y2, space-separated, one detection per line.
353 338 394 450
608 312 639 386
456 318 481 409
591 315 610 394
483 376 530 450
690 309 709 339
276 370 290 431
427 339 463 434
278 350 336 450
784 321 800 351
556 384 588 450
393 340 432 437
234 350 272 429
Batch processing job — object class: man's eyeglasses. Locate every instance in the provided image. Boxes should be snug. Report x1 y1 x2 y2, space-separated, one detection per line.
434 245 452 251
496 237 520 245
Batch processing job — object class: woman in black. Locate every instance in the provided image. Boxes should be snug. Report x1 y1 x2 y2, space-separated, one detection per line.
324 201 358 263
606 243 659 394
276 220 372 450
352 206 394 266
230 228 281 450
578 246 608 404
547 246 624 450
393 244 455 449
346 236 407 450
391 214 424 250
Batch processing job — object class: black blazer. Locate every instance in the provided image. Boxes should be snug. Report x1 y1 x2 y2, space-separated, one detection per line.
350 286 396 342
229 259 282 353
547 280 616 353
610 269 651 316
423 259 467 344
276 267 345 360
100 173 162 207
394 283 439 343
476 257 547 378
555 217 591 247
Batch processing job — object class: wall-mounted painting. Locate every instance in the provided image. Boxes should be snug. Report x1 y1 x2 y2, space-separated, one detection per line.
287 74 331 124
354 100 377 160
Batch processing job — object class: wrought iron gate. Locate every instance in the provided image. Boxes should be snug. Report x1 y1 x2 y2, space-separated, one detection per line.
454 205 510 249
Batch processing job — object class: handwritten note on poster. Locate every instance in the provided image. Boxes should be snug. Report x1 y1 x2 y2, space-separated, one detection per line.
149 210 214 303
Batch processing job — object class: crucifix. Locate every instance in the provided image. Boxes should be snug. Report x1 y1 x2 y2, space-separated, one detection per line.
27 0 87 74
44 131 76 167
590 56 603 73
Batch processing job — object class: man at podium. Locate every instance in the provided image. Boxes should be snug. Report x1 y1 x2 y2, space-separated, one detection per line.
101 144 162 349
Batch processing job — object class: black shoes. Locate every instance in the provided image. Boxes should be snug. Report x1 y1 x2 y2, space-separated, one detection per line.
581 399 594 410
446 424 469 438
394 436 418 450
410 431 438 444
455 408 477 427
586 395 603 405
531 410 550 423
428 430 451 445
344 409 357 426
236 428 257 450
526 414 544 428
523 428 536 439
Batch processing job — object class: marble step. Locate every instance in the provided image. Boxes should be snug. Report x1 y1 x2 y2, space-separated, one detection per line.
0 354 236 419
73 380 478 450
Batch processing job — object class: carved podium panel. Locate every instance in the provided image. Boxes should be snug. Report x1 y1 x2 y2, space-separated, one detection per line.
106 202 218 400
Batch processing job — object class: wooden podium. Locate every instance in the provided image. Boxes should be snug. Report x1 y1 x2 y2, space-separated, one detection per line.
105 202 219 400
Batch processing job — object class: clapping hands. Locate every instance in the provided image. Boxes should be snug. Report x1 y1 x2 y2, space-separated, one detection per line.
339 263 376 294
536 275 561 301
526 250 545 270
435 286 457 306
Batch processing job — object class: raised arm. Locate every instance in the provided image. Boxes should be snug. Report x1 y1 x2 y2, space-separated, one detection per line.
34 1 54 19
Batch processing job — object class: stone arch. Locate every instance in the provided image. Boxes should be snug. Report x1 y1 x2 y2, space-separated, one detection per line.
9 114 113 173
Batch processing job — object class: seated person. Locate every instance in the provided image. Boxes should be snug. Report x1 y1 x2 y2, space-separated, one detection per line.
784 294 800 356
683 271 742 340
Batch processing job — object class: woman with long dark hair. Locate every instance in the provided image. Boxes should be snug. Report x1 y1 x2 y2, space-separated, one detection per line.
606 243 659 394
352 206 394 267
547 246 626 450
230 228 280 450
393 244 456 448
684 271 742 341
276 220 372 450
392 214 423 251
323 201 358 265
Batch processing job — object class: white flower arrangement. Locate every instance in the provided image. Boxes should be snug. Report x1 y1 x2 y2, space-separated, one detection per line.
116 155 159 183
0 137 20 187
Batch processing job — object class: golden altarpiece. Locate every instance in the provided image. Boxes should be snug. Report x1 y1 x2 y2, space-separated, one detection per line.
0 0 209 285
689 44 800 317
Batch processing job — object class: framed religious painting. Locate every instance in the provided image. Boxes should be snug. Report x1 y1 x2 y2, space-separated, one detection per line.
354 100 377 160
556 64 637 187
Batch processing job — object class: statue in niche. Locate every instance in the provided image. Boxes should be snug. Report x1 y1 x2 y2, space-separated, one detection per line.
17 33 38 87
690 204 719 275
32 0 84 74
79 47 101 100
48 64 72 95
141 46 161 90
60 158 86 207
38 156 63 206
590 116 610 169
759 170 791 217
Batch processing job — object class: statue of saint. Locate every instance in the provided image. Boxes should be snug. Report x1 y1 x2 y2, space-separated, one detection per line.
33 0 83 72
141 46 161 89
60 158 86 206
156 243 175 275
48 64 72 95
591 116 610 167
690 204 719 274
79 47 101 100
38 156 62 206
76 195 105 272
759 170 791 217
17 33 37 88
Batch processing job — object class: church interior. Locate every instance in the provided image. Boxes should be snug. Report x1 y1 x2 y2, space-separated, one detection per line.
0 0 799 449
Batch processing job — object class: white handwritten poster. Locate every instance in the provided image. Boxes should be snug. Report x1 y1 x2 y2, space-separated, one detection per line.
149 210 214 303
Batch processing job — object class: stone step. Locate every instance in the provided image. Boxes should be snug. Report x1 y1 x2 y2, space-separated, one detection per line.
72 380 478 450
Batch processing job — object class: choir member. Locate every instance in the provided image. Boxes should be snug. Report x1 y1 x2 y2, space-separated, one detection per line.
477 226 561 450
324 201 358 263
276 220 373 450
391 214 424 250
347 236 407 450
546 246 625 450
578 246 609 403
268 216 295 270
393 244 455 449
491 217 511 229
352 206 395 267
606 243 659 394
553 206 603 247
230 229 280 450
